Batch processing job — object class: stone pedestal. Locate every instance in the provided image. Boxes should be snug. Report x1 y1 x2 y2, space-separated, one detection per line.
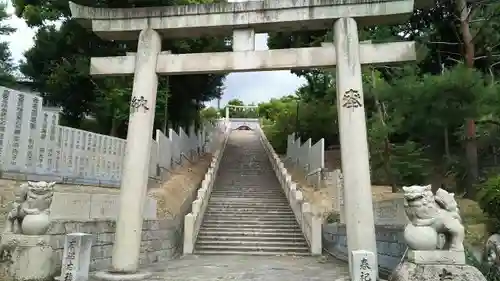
390 261 486 281
1 234 55 281
407 250 466 265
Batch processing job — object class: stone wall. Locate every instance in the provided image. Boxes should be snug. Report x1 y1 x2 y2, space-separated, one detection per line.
0 167 203 279
323 223 406 278
0 218 183 280
48 218 181 274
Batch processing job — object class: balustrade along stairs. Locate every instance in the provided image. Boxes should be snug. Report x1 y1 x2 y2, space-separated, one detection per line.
193 129 310 255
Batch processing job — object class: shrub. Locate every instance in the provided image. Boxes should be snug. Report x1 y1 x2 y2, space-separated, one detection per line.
466 247 500 281
477 175 500 233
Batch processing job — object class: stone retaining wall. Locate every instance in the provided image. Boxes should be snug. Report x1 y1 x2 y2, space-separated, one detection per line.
47 218 181 273
323 223 406 278
0 218 183 280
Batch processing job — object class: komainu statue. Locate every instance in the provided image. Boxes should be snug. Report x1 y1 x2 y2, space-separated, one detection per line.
4 181 56 235
402 184 464 251
485 234 500 267
390 185 487 281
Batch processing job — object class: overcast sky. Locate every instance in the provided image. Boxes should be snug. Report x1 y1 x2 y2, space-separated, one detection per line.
1 0 305 108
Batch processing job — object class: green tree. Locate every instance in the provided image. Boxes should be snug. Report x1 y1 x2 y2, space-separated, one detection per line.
0 3 16 86
200 106 219 125
15 0 228 134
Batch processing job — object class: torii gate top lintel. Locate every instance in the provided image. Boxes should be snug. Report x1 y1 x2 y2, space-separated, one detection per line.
69 0 434 41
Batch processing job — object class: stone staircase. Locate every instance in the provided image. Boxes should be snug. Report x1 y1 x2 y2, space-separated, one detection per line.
194 130 310 255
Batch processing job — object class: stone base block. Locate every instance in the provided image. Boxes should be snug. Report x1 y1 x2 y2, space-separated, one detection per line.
390 261 486 281
406 250 465 265
1 233 55 281
93 271 152 281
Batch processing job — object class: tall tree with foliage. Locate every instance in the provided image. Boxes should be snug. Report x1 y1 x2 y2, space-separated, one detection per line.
0 3 16 86
14 0 228 136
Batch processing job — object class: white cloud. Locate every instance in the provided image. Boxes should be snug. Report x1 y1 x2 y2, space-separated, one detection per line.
1 0 305 105
213 33 306 107
1 1 35 65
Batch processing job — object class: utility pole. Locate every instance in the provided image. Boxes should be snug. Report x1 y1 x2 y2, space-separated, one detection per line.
162 76 170 134
295 99 300 133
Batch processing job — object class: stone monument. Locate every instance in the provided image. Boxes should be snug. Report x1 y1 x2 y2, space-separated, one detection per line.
56 233 93 281
390 184 486 281
0 181 57 281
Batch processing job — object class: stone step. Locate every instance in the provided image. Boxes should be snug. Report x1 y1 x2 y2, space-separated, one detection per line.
202 219 298 226
198 229 305 237
200 226 302 233
194 131 310 256
192 250 311 256
208 202 290 211
197 235 307 243
205 209 294 215
216 179 278 183
204 214 296 222
207 204 291 210
208 197 289 203
212 188 282 192
212 187 282 190
196 239 308 248
201 222 300 229
194 244 310 253
212 187 282 191
209 193 285 198
208 202 290 210
203 213 296 220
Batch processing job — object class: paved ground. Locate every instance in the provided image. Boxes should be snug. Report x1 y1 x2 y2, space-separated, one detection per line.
115 255 350 281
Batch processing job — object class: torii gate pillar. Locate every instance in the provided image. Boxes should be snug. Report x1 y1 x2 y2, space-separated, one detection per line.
335 17 378 277
96 28 160 280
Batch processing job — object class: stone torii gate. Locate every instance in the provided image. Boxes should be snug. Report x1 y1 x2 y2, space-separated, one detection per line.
69 0 433 280
224 104 258 121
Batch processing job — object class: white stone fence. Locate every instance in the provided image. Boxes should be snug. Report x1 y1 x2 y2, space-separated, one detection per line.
183 122 230 254
257 126 322 255
286 133 325 187
0 87 223 187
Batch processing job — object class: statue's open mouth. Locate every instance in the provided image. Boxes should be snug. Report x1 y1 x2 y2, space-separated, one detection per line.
405 194 424 203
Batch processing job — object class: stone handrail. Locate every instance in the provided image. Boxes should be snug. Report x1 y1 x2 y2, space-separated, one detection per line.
183 122 230 254
256 125 322 255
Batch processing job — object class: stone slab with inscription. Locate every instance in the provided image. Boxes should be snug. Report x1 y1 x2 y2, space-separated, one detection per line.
373 198 408 225
50 192 92 220
406 250 466 265
351 250 376 281
0 233 56 281
56 233 92 281
48 192 157 221
89 194 157 220
390 261 486 281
